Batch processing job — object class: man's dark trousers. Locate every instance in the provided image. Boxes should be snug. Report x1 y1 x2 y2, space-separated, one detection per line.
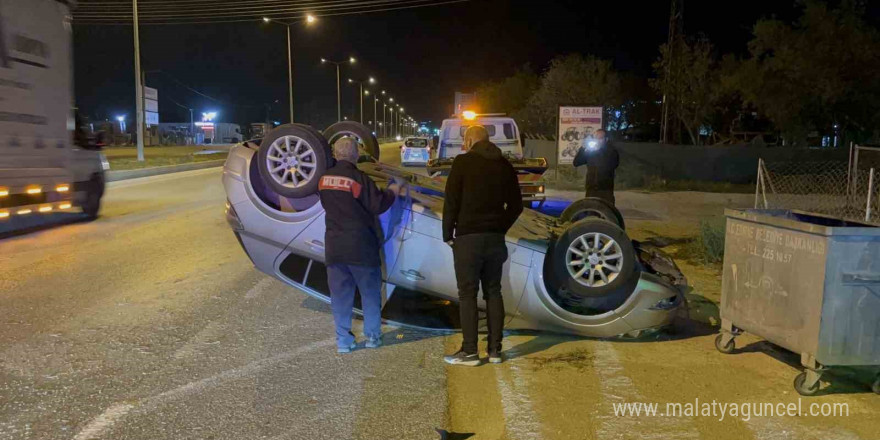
452 233 508 354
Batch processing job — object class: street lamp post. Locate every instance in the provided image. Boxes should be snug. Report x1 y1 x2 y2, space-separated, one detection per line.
262 15 316 124
373 97 378 134
321 56 356 122
347 77 375 124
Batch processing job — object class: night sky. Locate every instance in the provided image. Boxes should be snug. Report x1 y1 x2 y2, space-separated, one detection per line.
71 0 875 131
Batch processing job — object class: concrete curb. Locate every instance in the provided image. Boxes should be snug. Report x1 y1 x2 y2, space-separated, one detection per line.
106 159 226 182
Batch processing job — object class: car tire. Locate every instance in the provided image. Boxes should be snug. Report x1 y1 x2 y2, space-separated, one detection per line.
257 124 331 199
560 197 625 230
323 121 380 161
551 219 638 298
81 172 105 220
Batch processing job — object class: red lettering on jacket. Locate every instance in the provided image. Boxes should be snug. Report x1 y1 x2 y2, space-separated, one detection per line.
319 175 362 198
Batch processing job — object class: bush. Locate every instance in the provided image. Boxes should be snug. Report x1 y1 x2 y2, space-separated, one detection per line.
694 217 727 264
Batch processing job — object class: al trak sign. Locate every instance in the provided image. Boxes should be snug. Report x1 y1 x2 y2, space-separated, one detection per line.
557 106 603 165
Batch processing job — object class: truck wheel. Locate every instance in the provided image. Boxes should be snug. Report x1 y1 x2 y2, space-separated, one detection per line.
560 198 625 230
81 173 105 220
323 121 380 161
551 219 638 299
257 124 330 199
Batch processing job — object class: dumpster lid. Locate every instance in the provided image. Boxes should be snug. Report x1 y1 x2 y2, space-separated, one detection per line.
725 209 880 237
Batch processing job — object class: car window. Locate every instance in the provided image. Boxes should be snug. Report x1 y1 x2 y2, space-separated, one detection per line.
458 125 497 137
406 138 428 147
503 123 515 139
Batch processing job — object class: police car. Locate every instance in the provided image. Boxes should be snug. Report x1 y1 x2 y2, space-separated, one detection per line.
399 136 432 166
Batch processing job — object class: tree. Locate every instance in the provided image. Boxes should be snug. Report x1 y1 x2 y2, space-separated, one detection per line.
475 65 539 117
523 54 622 135
651 36 720 145
728 1 880 146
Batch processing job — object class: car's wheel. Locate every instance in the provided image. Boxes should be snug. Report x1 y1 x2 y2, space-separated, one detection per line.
323 121 380 161
81 172 105 220
560 197 625 230
551 219 638 298
257 124 330 199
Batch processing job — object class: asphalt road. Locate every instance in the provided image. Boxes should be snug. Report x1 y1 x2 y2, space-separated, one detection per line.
2 153 878 440
0 168 447 440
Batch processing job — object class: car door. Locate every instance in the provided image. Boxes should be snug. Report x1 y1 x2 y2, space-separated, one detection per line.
388 201 530 322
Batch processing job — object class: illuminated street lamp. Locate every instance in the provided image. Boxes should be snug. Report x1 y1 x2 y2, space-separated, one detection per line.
321 57 357 122
261 14 317 123
348 76 376 124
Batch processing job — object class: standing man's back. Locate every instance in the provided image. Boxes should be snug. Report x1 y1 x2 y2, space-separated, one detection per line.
442 125 522 366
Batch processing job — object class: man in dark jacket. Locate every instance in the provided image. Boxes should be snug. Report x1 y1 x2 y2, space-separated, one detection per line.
318 138 400 353
573 129 619 205
442 125 523 366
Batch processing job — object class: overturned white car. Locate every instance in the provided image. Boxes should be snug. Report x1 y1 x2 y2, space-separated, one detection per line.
222 122 686 337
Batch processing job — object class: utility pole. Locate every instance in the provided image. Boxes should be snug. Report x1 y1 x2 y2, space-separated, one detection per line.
286 26 294 123
382 102 387 138
133 0 144 161
335 64 341 122
660 0 683 144
373 97 378 134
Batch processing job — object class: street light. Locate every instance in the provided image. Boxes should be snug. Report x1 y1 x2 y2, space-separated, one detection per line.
321 57 357 122
261 15 317 123
347 76 376 124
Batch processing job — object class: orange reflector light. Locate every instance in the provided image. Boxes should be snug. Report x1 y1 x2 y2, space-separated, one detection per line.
39 206 53 213
56 185 70 192
17 209 32 215
26 187 42 195
462 110 477 120
59 203 72 210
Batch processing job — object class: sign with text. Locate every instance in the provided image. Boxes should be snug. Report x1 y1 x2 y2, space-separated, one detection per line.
557 106 603 165
143 86 158 126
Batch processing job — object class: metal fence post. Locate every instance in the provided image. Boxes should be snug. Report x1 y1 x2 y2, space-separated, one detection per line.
867 167 875 222
755 158 762 209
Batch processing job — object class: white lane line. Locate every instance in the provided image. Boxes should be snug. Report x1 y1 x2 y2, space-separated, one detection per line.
107 167 221 190
494 362 543 440
245 277 276 300
71 338 334 440
591 341 700 440
72 403 134 440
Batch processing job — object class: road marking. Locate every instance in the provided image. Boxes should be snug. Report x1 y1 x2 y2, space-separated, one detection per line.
107 167 220 190
494 362 542 440
245 277 276 300
72 338 334 439
72 403 134 440
591 341 700 439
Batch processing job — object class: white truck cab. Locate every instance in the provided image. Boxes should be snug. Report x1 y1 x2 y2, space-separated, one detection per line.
436 114 523 159
427 112 547 208
1 0 107 235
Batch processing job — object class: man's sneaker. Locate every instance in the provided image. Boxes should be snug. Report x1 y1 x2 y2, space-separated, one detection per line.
337 342 357 354
365 336 382 349
443 350 481 366
488 350 503 364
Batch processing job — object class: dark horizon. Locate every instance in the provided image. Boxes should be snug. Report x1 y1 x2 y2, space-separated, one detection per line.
72 0 880 131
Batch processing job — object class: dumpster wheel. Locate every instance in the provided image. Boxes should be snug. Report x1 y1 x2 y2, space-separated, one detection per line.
714 334 736 354
794 372 821 396
872 374 880 395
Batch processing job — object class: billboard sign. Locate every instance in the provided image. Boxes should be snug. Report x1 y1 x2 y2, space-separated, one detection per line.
145 111 158 126
144 86 158 126
557 106 603 165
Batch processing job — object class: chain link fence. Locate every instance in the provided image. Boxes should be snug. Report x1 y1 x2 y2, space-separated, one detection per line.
756 153 879 226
